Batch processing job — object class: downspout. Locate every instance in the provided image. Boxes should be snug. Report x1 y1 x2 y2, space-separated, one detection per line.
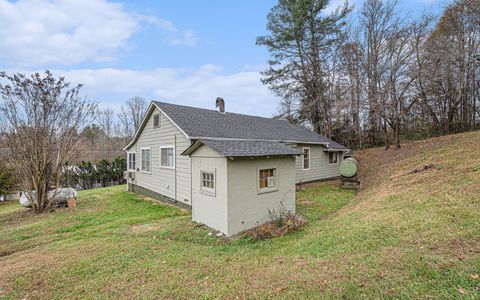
190 149 194 220
174 135 177 202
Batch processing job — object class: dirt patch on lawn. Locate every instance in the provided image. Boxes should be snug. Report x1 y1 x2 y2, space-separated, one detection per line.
130 223 163 234
428 237 480 261
0 243 113 299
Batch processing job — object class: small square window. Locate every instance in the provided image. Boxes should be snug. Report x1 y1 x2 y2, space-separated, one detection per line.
153 114 160 128
259 168 277 192
201 171 215 194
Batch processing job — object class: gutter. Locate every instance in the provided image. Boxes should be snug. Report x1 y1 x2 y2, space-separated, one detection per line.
189 136 330 145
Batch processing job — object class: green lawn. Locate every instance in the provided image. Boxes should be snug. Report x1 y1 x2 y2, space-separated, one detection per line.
1 131 479 299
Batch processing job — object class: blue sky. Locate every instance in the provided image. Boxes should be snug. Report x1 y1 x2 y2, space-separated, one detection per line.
0 0 446 117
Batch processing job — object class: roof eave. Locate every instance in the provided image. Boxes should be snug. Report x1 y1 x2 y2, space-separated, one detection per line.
226 153 301 158
189 136 329 145
181 140 203 156
323 148 351 152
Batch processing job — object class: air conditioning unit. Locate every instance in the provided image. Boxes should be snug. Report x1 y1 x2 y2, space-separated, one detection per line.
124 171 135 180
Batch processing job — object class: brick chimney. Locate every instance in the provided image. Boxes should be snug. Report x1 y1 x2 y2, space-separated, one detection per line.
216 97 225 113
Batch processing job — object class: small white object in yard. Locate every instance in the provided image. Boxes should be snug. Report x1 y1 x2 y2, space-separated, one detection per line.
19 193 31 207
19 188 78 208
208 232 212 236
0 195 4 202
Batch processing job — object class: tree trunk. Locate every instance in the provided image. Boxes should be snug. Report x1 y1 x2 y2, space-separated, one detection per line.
383 119 390 150
395 120 401 149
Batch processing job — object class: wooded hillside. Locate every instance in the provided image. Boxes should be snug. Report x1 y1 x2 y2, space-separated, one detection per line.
258 0 480 149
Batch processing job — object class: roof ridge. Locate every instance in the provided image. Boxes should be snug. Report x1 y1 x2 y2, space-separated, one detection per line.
153 100 289 123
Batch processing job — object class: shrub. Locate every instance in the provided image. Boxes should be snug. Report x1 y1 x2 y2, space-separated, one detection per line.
112 156 127 184
59 156 127 190
246 206 306 240
0 161 17 196
96 159 112 187
268 201 289 227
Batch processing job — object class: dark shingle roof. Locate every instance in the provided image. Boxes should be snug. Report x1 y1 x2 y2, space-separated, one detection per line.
182 139 301 157
154 101 331 144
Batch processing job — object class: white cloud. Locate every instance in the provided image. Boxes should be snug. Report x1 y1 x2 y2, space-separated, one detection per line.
46 65 280 117
144 16 198 46
0 0 197 67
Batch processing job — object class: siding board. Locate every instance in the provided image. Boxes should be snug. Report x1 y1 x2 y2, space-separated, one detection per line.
294 144 342 183
129 107 192 205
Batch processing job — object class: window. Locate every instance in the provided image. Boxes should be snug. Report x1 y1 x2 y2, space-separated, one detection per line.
200 171 215 194
153 114 160 128
258 168 277 192
303 147 310 170
141 148 151 172
160 146 174 168
127 152 136 171
329 152 339 164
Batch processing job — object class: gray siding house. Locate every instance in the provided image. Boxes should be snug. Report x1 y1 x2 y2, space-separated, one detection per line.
124 100 349 235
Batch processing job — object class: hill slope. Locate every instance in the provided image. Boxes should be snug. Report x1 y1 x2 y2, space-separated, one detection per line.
0 131 479 299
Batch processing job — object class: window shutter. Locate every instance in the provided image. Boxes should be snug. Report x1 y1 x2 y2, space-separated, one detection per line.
267 176 275 188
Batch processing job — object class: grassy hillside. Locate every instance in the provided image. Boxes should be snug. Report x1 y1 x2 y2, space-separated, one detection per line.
0 131 479 299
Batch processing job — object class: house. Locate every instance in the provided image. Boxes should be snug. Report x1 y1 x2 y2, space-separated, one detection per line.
124 99 349 236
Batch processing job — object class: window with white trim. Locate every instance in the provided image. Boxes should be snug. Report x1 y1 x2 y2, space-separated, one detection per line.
127 152 136 171
329 152 339 164
258 168 277 191
141 148 151 172
200 171 215 194
160 146 174 168
303 147 310 170
153 114 160 128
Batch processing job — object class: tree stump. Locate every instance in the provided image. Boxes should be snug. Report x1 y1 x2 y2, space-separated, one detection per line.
67 198 77 208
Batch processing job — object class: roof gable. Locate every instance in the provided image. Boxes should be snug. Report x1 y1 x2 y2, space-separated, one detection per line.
124 102 189 150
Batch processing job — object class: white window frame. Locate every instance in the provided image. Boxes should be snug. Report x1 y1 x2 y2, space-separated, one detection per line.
141 147 151 173
153 113 160 128
257 167 278 194
302 147 310 170
159 145 175 169
200 169 216 196
329 152 339 165
127 151 136 171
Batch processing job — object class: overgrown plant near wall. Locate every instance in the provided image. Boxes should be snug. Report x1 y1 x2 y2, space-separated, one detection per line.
247 202 306 240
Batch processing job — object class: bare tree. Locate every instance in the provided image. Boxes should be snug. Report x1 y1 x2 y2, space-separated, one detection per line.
96 108 114 158
0 71 96 213
339 37 365 148
360 0 399 146
116 107 133 145
116 96 147 145
126 96 147 132
381 22 416 149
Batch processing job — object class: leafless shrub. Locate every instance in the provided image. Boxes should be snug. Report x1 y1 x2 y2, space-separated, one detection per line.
0 71 96 213
246 212 306 240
